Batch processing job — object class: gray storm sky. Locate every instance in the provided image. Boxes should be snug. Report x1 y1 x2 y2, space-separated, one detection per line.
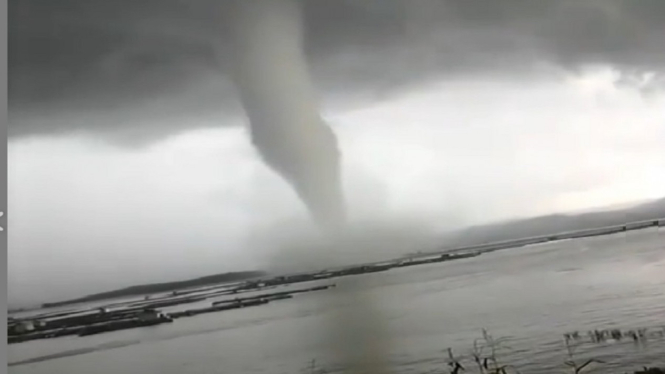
8 0 665 306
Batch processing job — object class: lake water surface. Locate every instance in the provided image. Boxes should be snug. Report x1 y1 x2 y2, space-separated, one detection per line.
9 228 665 374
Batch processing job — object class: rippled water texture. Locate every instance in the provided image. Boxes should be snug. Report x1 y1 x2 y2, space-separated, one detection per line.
9 228 665 374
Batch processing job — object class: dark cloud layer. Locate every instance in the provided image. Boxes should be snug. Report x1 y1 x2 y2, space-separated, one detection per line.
9 0 665 140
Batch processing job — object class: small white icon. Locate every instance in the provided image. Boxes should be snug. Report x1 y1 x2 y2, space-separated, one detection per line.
0 211 3 232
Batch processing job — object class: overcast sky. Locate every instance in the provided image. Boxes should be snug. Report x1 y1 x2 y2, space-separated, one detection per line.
8 0 665 306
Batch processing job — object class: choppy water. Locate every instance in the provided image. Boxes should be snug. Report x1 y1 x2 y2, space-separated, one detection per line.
9 228 665 374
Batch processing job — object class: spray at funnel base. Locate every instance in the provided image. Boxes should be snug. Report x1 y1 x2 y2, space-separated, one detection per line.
226 0 346 228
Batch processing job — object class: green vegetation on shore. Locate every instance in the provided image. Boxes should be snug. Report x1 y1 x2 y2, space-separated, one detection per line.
41 270 265 308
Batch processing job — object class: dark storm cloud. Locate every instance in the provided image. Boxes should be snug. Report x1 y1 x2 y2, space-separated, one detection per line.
9 0 665 140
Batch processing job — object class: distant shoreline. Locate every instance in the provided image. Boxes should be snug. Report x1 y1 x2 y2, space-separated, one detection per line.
20 216 665 312
39 270 265 309
419 217 665 258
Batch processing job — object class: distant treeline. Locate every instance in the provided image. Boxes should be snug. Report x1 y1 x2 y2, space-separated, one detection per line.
42 271 266 308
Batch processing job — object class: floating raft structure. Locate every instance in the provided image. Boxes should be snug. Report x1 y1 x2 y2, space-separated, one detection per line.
8 284 336 344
